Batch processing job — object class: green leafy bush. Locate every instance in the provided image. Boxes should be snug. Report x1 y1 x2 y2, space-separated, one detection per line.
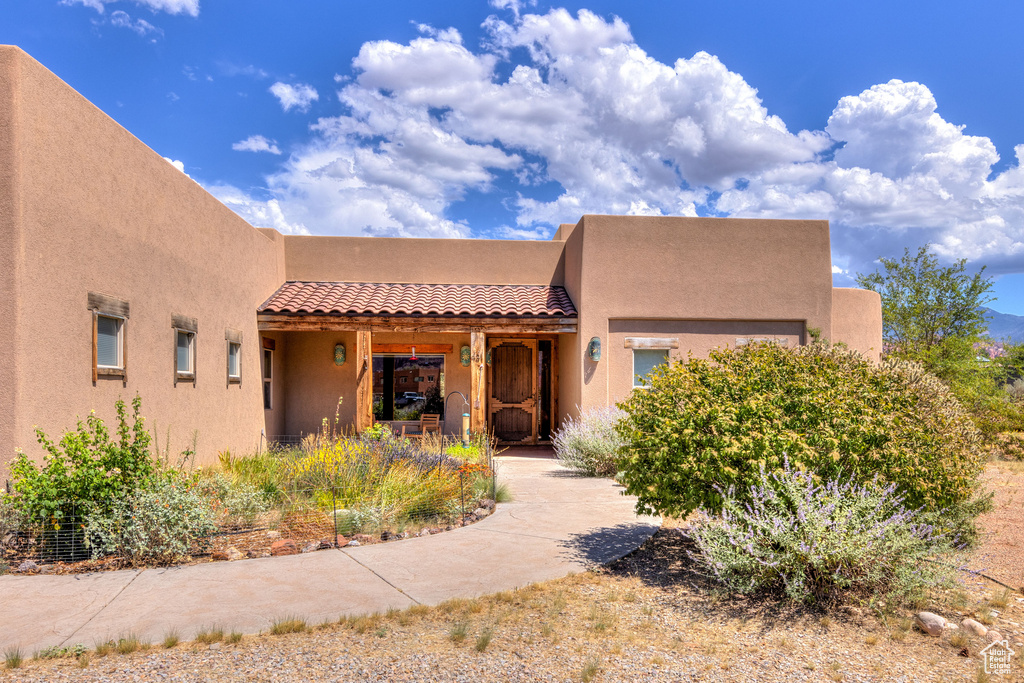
5 395 155 526
552 407 627 476
617 343 986 524
687 462 958 606
84 475 217 565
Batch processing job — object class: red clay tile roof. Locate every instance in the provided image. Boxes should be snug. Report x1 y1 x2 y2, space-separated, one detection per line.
259 282 577 318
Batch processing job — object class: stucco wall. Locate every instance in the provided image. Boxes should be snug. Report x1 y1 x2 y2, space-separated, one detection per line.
566 215 834 412
831 287 883 362
283 236 566 286
0 46 285 471
0 49 22 479
606 319 805 405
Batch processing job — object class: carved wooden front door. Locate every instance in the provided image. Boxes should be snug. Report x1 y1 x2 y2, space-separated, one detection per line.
487 338 538 444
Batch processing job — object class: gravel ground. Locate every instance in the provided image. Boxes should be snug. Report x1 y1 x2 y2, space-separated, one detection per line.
974 462 1024 591
3 464 1024 682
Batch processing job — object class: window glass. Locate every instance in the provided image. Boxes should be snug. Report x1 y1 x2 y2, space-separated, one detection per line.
633 349 669 388
227 342 241 378
373 355 445 421
96 315 122 368
262 348 273 409
177 331 193 374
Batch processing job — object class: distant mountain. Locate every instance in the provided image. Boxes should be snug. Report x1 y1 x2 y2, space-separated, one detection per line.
984 308 1024 344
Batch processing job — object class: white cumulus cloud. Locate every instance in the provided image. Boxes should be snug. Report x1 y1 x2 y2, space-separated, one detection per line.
232 135 282 155
269 82 319 113
62 0 199 16
212 7 1024 278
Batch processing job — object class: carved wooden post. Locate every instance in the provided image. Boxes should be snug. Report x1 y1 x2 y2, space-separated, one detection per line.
355 330 373 432
470 330 486 435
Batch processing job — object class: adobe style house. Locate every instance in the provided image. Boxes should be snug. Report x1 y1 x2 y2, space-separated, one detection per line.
0 46 882 469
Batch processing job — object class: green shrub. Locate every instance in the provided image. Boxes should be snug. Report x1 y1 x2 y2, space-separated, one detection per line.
5 396 155 526
552 407 626 476
687 462 958 606
617 343 986 524
84 475 217 565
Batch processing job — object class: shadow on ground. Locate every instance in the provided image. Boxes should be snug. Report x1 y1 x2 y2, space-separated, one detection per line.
558 522 660 566
593 526 843 635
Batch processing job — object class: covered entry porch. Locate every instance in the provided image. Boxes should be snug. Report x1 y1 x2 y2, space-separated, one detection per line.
256 282 577 444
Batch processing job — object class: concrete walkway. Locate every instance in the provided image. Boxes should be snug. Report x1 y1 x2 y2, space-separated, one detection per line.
0 453 659 652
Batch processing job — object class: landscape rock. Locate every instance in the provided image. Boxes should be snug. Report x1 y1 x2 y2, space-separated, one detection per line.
986 630 1004 643
353 534 375 544
17 560 37 572
479 498 495 510
417 528 432 537
840 605 864 618
346 539 360 547
380 531 393 541
961 618 988 637
208 642 222 651
334 535 348 547
270 539 298 556
300 541 320 553
211 550 230 561
915 612 946 637
266 530 281 540
226 547 244 561
472 507 489 520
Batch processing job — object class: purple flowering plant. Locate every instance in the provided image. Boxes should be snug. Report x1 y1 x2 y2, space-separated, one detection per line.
686 458 960 606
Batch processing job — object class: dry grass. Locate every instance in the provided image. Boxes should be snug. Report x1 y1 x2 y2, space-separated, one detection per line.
4 528 1022 681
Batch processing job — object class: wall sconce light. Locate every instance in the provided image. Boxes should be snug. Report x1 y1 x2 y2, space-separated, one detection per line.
588 337 602 362
460 345 471 367
334 343 346 366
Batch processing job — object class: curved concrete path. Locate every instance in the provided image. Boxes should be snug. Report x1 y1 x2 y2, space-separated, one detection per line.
0 454 658 652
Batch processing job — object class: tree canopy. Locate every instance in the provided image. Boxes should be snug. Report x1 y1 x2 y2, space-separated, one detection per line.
855 245 993 357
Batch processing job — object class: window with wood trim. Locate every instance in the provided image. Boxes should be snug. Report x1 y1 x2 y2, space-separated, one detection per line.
89 292 128 382
226 329 242 385
173 314 198 385
262 347 273 409
633 349 669 388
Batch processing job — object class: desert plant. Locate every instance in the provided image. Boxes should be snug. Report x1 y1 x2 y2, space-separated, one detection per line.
194 627 224 644
686 461 960 606
553 406 627 476
474 627 494 651
270 618 307 635
162 630 180 649
4 647 23 669
84 474 217 565
4 396 156 557
449 620 469 643
618 342 988 537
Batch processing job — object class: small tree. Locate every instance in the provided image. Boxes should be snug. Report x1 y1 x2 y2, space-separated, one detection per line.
856 245 993 377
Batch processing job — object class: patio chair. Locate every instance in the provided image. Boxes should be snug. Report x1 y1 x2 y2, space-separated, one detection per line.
401 413 442 439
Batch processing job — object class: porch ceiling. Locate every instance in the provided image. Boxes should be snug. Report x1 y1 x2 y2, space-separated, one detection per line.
257 281 578 333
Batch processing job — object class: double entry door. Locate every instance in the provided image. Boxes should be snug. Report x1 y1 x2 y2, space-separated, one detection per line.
487 338 539 445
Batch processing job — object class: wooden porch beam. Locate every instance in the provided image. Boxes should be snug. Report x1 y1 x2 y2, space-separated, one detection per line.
256 314 577 334
355 330 373 433
470 331 486 435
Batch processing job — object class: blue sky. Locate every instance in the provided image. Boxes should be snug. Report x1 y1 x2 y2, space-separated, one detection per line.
4 0 1024 315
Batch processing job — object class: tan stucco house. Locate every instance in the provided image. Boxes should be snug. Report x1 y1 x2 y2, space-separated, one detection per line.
0 46 882 469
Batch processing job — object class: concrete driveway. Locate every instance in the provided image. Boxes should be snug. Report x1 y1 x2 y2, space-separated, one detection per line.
0 452 659 652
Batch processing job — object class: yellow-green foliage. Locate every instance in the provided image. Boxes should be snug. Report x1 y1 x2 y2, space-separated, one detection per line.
617 342 985 519
283 438 462 524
